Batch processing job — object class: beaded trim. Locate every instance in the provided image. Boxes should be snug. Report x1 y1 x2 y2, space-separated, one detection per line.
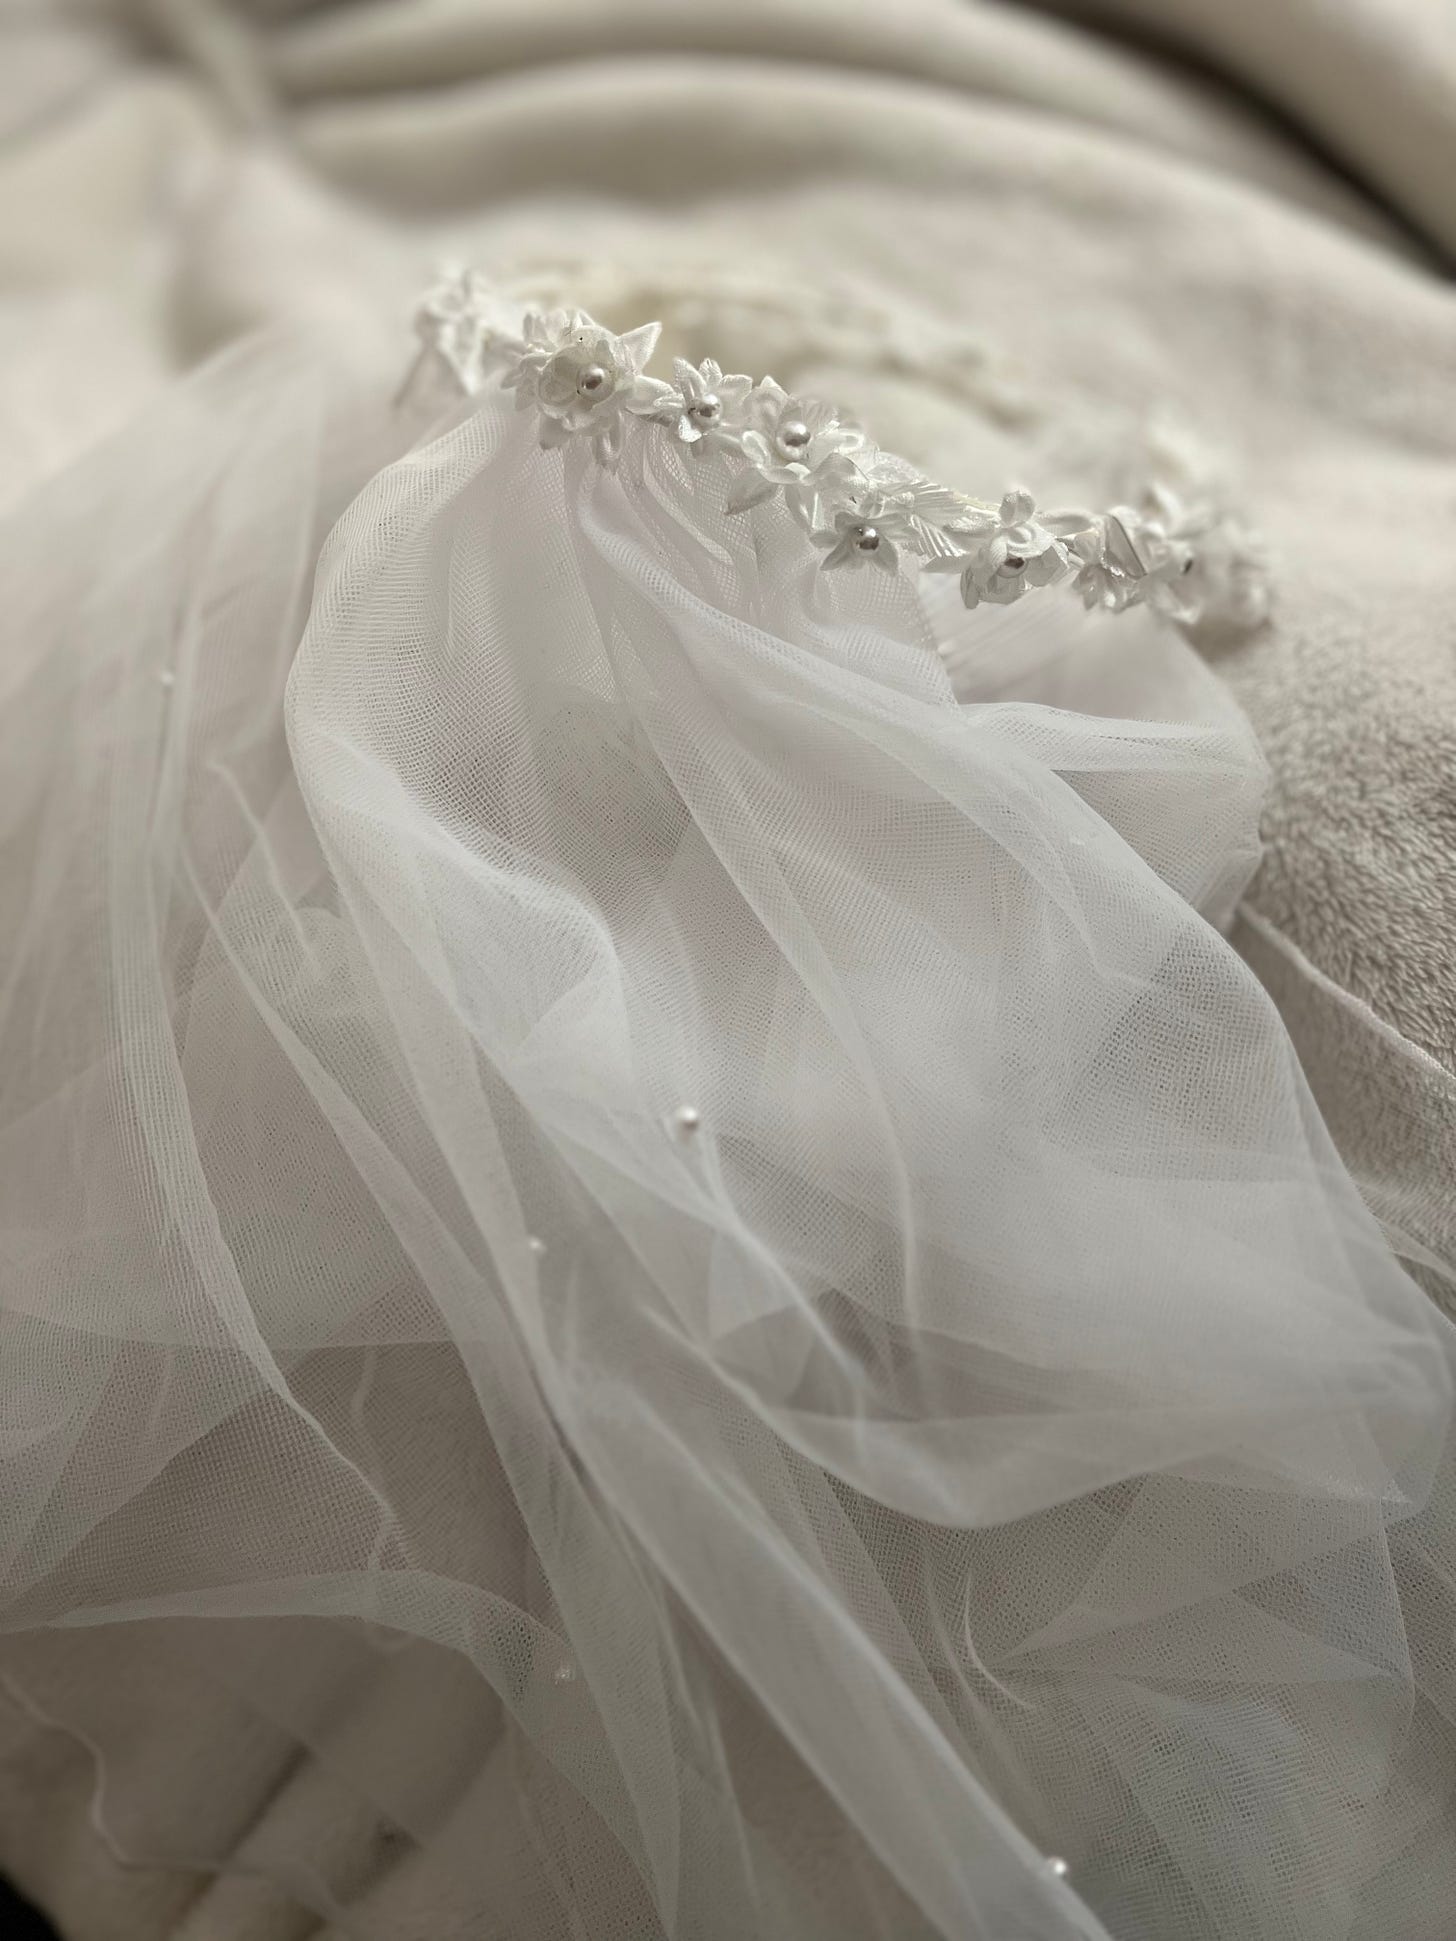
409 268 1270 632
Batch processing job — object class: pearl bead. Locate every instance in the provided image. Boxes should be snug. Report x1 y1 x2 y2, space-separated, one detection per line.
778 420 811 452
671 1105 702 1139
1047 1856 1070 1881
854 525 881 552
527 1234 547 1257
690 395 721 423
158 669 175 690
577 363 609 397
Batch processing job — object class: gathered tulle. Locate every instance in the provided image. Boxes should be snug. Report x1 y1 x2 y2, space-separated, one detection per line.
1 332 1454 1941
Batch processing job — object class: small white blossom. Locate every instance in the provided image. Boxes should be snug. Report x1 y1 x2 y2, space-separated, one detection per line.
501 309 670 468
813 498 917 575
1058 518 1137 613
1125 482 1266 629
1119 485 1207 621
651 358 754 450
1126 469 1271 629
727 382 867 526
413 266 524 395
1078 488 1215 624
1200 517 1271 629
744 382 866 468
1061 489 1269 627
924 489 1071 609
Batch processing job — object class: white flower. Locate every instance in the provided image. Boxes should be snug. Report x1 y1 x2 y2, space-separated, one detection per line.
924 489 1072 609
1202 517 1271 629
651 358 754 450
744 382 866 469
414 266 522 395
812 498 916 575
1055 488 1268 629
1125 485 1208 620
1060 487 1271 630
1136 484 1268 629
1058 517 1137 613
1078 488 1206 623
727 382 867 526
1125 482 1271 629
501 309 670 468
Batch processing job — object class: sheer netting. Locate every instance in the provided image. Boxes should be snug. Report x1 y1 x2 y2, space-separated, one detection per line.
1 332 1454 1941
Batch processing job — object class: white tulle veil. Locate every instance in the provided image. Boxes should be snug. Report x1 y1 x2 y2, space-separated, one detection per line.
1 322 1453 1941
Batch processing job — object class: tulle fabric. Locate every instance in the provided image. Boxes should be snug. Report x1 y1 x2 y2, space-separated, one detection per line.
1 331 1454 1941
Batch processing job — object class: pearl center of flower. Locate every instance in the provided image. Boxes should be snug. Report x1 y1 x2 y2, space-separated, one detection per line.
854 525 881 552
778 420 811 454
577 363 610 398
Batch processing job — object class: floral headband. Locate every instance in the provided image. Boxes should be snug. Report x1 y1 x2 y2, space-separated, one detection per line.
408 268 1270 635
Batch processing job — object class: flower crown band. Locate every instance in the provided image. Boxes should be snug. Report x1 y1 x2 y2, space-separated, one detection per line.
409 268 1270 634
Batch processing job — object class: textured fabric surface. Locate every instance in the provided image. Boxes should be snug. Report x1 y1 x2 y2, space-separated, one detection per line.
1033 0 1456 259
1 3 1454 1938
